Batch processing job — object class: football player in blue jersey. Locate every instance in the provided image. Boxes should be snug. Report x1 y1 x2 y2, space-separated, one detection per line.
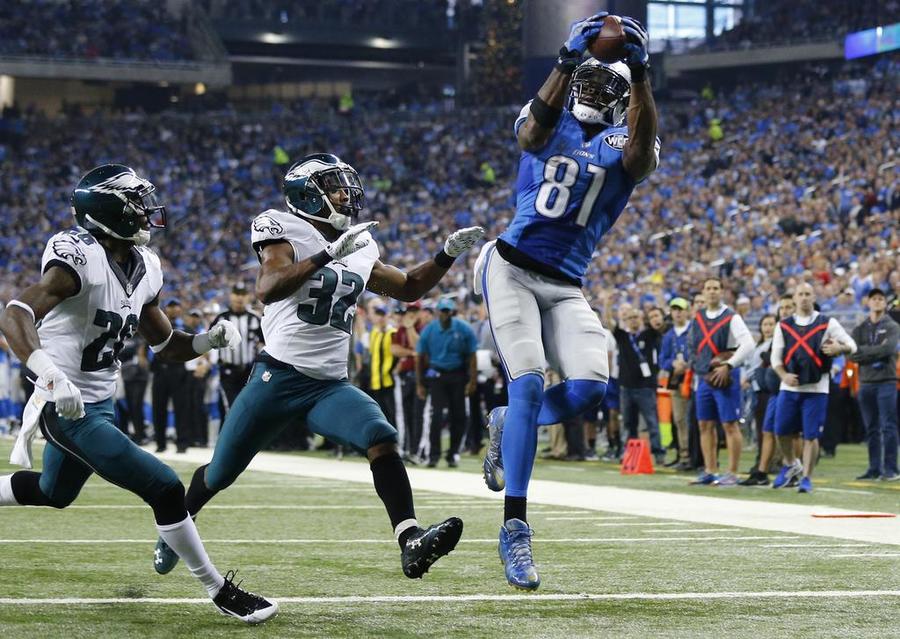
475 12 659 590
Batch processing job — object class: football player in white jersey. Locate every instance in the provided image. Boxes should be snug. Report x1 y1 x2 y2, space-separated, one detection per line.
0 164 277 624
153 153 484 580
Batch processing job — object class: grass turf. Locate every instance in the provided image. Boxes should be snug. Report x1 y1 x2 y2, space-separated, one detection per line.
0 438 898 638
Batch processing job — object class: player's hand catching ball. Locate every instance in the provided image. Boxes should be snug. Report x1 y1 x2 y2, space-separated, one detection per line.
207 319 242 350
620 16 649 74
563 12 608 57
444 226 485 258
326 221 379 261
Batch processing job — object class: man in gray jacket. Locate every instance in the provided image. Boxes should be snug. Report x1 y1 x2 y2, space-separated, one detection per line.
850 289 899 481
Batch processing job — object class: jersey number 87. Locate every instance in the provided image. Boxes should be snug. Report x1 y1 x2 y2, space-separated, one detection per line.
534 155 607 227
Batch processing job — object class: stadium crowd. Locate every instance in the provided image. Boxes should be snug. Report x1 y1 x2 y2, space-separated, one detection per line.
703 0 900 50
0 52 897 477
0 0 194 61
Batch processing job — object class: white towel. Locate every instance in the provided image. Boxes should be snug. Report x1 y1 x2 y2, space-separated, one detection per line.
10 394 47 469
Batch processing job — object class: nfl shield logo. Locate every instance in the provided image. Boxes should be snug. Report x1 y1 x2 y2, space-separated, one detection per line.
261 370 272 383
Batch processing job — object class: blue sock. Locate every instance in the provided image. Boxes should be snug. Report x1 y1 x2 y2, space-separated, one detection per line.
502 373 544 498
536 379 607 426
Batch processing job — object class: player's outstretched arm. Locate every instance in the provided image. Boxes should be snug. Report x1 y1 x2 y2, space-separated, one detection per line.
518 12 607 152
0 267 85 419
366 227 484 302
139 296 241 363
619 17 659 182
255 221 378 304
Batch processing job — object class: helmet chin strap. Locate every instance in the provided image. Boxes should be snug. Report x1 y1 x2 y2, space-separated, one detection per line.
322 195 350 231
84 213 150 246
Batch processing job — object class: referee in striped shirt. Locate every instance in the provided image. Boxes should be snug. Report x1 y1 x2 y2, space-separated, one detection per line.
213 283 264 414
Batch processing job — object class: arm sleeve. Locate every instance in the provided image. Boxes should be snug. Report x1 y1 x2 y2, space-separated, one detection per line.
514 102 532 136
770 324 785 370
826 318 857 355
726 314 755 367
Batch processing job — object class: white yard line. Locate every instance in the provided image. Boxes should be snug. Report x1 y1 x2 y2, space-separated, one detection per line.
592 522 700 527
761 544 872 548
816 487 875 495
2 590 899 606
543 516 639 521
0 535 803 545
153 448 900 546
829 553 900 558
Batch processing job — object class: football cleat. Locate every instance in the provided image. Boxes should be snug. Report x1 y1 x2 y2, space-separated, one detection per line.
483 407 507 492
738 471 770 486
401 517 464 579
797 477 813 493
153 536 179 575
714 472 739 487
499 518 540 590
772 462 803 489
213 570 279 624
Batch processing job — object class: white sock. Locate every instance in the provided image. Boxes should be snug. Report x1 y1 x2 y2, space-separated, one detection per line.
156 515 225 598
0 475 20 506
394 518 419 542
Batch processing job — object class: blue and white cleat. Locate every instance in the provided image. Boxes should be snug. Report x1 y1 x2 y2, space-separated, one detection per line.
483 407 506 492
499 518 540 591
153 536 180 575
692 472 719 485
772 462 803 489
797 477 813 493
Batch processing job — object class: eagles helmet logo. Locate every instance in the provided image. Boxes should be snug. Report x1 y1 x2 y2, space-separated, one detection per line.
51 238 87 266
252 215 284 237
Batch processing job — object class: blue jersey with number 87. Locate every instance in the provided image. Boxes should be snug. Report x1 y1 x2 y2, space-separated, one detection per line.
500 103 659 285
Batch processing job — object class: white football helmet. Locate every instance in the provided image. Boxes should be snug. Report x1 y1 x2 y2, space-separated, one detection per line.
568 59 631 127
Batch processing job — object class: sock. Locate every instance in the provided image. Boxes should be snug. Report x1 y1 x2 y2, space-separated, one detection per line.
370 452 417 548
0 475 19 506
504 496 527 524
184 464 218 517
502 374 544 499
156 515 225 598
537 379 607 426
8 471 53 506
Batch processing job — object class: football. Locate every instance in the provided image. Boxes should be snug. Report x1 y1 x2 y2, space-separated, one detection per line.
587 15 628 63
705 350 736 388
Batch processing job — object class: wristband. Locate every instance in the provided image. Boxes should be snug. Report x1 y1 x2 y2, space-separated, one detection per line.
151 330 173 354
6 299 36 323
629 64 647 83
310 249 331 268
26 349 61 381
434 250 455 269
192 331 212 355
530 96 563 130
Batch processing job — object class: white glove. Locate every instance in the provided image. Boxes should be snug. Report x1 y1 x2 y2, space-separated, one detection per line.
444 226 485 258
325 221 379 261
193 320 242 354
52 376 85 420
26 349 85 420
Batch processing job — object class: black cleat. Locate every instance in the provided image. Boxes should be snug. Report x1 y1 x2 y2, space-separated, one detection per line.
212 570 279 624
401 517 464 579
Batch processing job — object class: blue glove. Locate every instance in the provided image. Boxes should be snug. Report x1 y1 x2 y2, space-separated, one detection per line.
563 12 609 57
620 16 650 78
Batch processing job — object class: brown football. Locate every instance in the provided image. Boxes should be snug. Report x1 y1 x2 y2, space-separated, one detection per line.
587 15 627 63
705 350 736 388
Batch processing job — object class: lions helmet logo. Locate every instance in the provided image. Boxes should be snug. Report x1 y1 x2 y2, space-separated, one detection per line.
51 238 87 266
604 133 628 151
252 215 284 237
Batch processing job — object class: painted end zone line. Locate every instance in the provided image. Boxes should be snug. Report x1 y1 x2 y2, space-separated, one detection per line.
2 590 900 606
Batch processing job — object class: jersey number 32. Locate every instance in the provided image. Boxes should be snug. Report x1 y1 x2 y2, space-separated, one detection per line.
297 266 365 334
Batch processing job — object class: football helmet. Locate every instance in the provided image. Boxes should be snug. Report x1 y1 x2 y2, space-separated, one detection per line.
71 164 166 246
283 153 365 231
568 59 631 127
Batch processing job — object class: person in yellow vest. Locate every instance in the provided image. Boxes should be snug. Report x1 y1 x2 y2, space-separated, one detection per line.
369 305 398 426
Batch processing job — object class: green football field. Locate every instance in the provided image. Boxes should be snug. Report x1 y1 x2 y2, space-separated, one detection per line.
1 438 898 638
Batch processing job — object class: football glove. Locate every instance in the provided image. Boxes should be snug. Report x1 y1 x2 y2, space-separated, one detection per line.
26 349 85 420
193 319 242 354
563 12 608 57
326 221 378 261
444 226 485 258
620 16 650 74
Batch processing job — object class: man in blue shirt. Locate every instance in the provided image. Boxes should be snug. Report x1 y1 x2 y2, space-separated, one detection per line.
416 298 478 468
659 297 692 469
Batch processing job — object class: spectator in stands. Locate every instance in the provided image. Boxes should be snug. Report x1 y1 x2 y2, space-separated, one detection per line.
850 288 900 481
659 297 692 469
416 298 477 468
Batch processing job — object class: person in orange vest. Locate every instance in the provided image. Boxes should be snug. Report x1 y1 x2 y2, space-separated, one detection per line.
687 277 755 486
771 283 857 493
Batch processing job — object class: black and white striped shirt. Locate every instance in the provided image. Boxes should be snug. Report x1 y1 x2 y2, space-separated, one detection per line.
213 309 264 367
